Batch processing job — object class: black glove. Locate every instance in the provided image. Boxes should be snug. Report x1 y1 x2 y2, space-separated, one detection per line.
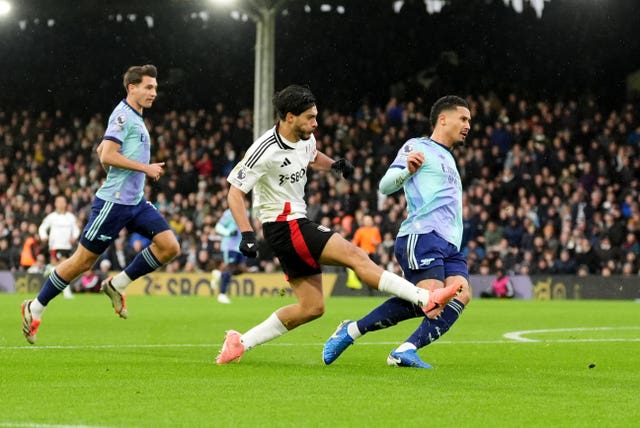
331 158 354 179
239 231 258 258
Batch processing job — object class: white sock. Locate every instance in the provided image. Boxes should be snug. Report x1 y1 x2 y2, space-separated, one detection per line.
111 272 133 294
378 271 430 307
347 321 362 339
396 342 417 353
30 298 45 320
241 312 288 351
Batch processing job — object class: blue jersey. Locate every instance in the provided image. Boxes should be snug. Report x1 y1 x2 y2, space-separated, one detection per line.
96 100 151 205
391 137 463 250
215 209 242 253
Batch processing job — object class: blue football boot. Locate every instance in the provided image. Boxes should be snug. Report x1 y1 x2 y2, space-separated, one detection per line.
322 320 355 365
387 348 433 369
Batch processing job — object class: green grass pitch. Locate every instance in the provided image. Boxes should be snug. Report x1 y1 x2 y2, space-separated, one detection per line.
0 293 638 427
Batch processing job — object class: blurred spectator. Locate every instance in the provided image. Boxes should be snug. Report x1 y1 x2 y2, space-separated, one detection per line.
574 237 600 274
27 254 49 274
503 216 524 249
74 269 101 293
552 249 578 274
622 232 640 256
480 267 514 298
103 237 134 271
0 238 13 270
19 223 39 270
352 214 382 264
595 236 621 270
98 259 112 281
577 264 590 277
462 239 485 261
483 220 503 253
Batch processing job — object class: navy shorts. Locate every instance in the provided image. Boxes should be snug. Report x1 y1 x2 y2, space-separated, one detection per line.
224 250 246 265
80 197 171 254
262 218 334 280
394 231 468 284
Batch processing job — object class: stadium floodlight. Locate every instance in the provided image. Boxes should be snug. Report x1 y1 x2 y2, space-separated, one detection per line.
209 0 236 6
503 0 551 18
0 0 12 17
210 0 288 140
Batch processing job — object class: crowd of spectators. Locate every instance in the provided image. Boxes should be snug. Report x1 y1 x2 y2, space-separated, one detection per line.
1 92 639 278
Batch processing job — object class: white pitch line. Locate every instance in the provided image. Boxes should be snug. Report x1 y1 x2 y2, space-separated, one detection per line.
1 335 639 351
503 326 640 342
0 423 115 428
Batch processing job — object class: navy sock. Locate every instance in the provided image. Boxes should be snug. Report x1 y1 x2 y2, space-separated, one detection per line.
356 297 423 334
220 271 232 294
124 247 162 281
407 298 465 349
36 270 70 306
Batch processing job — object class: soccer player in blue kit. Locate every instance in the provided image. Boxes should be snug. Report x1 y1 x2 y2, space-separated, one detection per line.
21 65 180 344
212 208 247 304
323 95 472 368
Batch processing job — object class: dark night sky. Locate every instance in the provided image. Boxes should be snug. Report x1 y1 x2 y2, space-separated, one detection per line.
1 0 639 116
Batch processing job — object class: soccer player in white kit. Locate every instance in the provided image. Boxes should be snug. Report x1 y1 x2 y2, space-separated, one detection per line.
216 85 461 364
38 195 80 299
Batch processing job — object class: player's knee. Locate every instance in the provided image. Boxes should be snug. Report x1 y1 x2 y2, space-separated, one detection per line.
78 258 96 273
303 302 325 321
68 251 97 273
348 245 372 269
163 239 181 262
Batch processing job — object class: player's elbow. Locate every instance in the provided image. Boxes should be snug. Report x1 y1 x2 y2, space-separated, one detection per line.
99 152 112 167
378 180 398 196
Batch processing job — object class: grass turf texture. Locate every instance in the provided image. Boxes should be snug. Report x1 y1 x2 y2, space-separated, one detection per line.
0 293 638 427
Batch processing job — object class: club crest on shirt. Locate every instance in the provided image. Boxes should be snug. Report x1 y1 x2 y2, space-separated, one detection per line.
403 143 413 153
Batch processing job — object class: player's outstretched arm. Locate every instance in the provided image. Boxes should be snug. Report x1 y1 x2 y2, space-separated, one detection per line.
309 150 334 171
310 151 354 179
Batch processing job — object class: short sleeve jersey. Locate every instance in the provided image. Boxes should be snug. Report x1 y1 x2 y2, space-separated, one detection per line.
391 137 463 250
38 212 80 251
96 100 151 205
227 125 317 223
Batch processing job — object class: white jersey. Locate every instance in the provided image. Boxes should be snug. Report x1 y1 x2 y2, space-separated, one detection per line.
38 211 80 250
227 125 317 223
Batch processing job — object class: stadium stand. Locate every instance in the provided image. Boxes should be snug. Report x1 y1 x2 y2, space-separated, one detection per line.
1 93 638 276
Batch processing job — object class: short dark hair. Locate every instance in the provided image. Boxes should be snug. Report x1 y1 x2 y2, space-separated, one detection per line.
123 64 157 91
272 84 316 120
429 95 469 127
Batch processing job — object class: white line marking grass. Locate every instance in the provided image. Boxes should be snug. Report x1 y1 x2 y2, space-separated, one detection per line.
1 326 639 351
0 423 114 428
503 326 640 342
